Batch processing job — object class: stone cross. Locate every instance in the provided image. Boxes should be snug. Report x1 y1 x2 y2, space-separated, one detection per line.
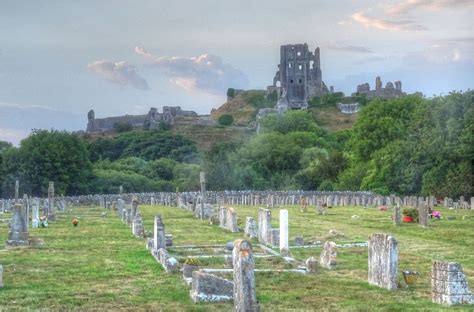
6 204 29 247
15 180 19 203
153 215 166 250
47 181 55 220
279 209 289 256
23 194 29 231
319 241 337 269
368 233 398 290
200 172 206 220
233 240 259 312
393 205 401 226
432 261 473 305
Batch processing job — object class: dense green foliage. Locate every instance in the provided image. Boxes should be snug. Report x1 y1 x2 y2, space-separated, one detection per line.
217 114 234 126
1 130 94 197
1 91 472 197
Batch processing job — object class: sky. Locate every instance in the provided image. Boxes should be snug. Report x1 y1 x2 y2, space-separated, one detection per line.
0 0 473 144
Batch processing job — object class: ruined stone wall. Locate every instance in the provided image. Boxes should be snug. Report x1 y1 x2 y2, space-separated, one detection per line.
353 76 405 100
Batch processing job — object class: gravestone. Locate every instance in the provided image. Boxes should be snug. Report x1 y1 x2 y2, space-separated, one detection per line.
47 181 55 221
132 213 144 239
257 208 271 245
368 233 398 290
233 240 260 312
0 264 3 287
153 215 166 250
306 257 318 274
6 204 29 247
22 194 29 231
268 228 280 248
200 172 206 220
226 208 239 232
279 209 289 256
419 204 429 227
190 270 234 302
15 180 19 203
319 241 337 269
219 207 227 229
32 199 39 229
432 261 473 305
244 217 258 239
393 205 401 226
294 236 304 246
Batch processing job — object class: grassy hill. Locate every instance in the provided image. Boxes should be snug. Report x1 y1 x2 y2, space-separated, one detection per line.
211 90 275 126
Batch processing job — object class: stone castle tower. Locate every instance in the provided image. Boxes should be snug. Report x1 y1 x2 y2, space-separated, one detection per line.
267 43 328 109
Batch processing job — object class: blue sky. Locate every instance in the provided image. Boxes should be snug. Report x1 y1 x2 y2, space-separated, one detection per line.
1 0 473 144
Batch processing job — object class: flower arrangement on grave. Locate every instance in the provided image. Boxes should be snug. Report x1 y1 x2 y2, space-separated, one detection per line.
432 210 441 219
40 216 48 228
72 217 79 227
402 208 418 222
184 257 201 266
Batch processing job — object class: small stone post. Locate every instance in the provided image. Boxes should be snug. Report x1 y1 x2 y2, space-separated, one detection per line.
319 241 337 269
279 209 289 256
233 239 259 312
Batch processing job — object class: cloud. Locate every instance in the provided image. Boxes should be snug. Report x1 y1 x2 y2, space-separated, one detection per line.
351 12 427 31
404 41 474 64
134 46 152 57
327 43 373 53
135 47 248 94
87 60 149 90
387 0 474 15
0 128 29 145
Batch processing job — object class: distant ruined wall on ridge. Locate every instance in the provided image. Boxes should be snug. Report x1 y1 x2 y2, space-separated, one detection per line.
353 76 405 100
86 106 200 133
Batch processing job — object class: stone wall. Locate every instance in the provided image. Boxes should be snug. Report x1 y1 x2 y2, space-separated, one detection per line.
353 76 405 100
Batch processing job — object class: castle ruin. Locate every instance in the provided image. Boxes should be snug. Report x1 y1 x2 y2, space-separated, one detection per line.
86 106 198 133
353 76 405 100
267 43 329 110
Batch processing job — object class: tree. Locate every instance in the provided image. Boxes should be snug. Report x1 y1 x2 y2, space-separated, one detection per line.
218 114 234 126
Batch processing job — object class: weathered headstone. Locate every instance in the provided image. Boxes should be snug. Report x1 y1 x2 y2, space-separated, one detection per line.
233 240 259 312
32 199 39 229
393 205 401 226
15 180 19 203
22 194 29 231
0 264 3 287
6 204 29 247
190 270 234 303
244 217 258 239
432 261 473 305
132 213 144 239
47 181 55 220
319 241 337 269
257 208 271 245
153 215 166 251
227 208 239 233
294 236 304 246
419 204 429 227
279 209 289 256
306 257 318 274
368 233 398 290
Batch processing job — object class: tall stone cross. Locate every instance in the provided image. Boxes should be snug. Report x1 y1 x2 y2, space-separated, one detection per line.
233 239 259 312
200 172 206 220
15 180 19 203
48 181 55 214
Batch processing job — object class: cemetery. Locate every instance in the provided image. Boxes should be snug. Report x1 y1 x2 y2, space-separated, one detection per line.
0 178 473 310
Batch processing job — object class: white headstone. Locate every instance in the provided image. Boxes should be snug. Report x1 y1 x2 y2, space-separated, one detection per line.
279 209 289 255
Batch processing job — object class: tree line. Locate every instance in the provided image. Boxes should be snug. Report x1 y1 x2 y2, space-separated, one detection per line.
1 91 472 198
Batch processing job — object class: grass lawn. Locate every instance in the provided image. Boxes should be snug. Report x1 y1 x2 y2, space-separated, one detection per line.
0 204 473 310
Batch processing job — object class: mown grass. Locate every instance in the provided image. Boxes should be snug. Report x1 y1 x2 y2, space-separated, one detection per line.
0 204 473 310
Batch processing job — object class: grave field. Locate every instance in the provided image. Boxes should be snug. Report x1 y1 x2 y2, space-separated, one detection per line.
0 205 473 310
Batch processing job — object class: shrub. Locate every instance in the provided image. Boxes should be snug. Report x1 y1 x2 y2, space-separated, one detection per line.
218 114 234 126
